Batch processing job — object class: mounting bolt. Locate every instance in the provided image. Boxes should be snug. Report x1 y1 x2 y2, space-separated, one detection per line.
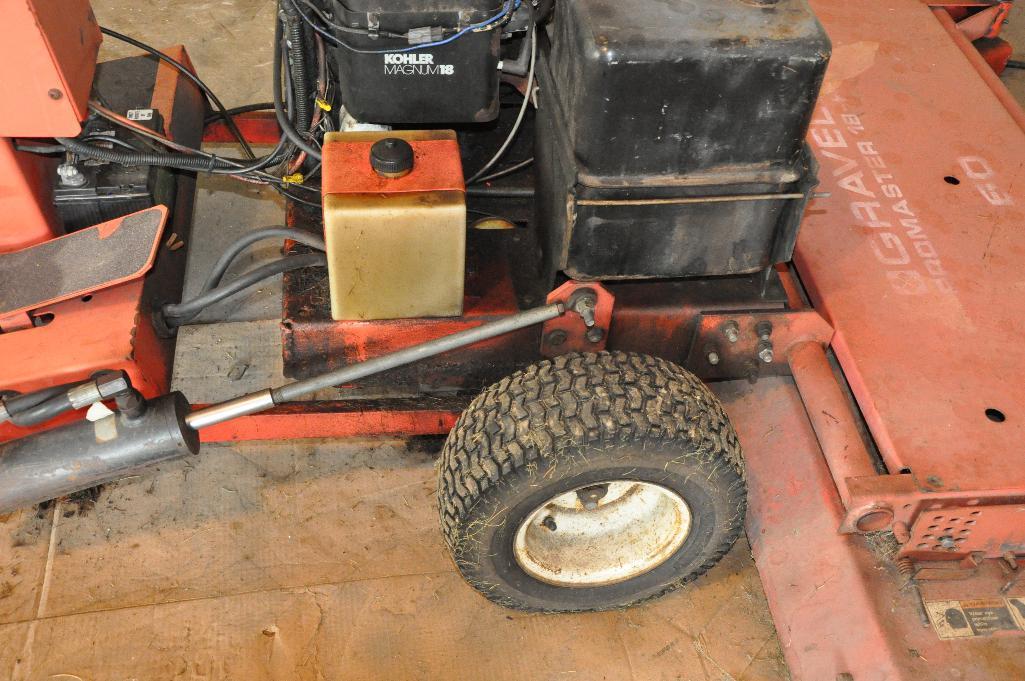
57 163 87 188
722 320 740 343
546 329 567 347
569 291 598 328
585 327 604 343
744 359 760 385
757 340 775 364
541 515 557 531
755 320 773 341
705 345 721 365
47 88 63 100
939 536 957 549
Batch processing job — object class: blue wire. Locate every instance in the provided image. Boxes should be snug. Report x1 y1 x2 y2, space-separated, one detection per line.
286 0 519 54
389 0 519 53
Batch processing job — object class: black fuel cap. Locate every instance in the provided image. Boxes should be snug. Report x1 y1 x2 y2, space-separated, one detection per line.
370 137 414 178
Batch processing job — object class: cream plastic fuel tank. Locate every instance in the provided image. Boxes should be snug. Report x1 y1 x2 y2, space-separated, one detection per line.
320 130 466 321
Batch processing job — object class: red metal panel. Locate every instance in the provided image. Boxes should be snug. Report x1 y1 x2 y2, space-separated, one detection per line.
0 0 99 137
199 401 462 442
798 0 1025 495
0 280 171 443
203 111 280 145
0 139 61 252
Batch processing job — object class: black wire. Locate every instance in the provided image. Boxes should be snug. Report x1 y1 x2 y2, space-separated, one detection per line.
203 102 275 126
57 136 227 172
99 27 256 160
273 10 323 161
162 253 327 325
273 186 323 208
466 186 534 198
290 0 404 38
80 134 145 151
58 126 320 193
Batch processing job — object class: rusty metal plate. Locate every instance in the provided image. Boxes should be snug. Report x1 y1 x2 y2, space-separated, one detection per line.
682 309 832 379
906 504 1025 559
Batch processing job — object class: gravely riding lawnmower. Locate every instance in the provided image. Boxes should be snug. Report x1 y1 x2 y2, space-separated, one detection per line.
2 0 1024 677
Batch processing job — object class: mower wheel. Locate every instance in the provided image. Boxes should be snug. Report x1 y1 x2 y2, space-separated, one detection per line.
437 351 745 612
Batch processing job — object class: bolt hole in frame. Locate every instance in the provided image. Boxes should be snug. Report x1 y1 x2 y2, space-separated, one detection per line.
984 407 1006 422
31 312 55 327
80 295 93 303
943 175 961 185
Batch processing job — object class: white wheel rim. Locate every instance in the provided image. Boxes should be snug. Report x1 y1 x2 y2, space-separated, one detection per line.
512 480 692 588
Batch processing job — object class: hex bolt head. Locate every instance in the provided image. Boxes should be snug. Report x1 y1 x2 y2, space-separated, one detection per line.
541 515 557 531
585 327 604 343
744 359 760 385
48 88 63 100
95 371 131 399
755 320 774 341
757 340 774 364
57 164 87 188
546 329 568 347
569 291 598 328
939 536 956 549
722 320 740 343
706 346 721 365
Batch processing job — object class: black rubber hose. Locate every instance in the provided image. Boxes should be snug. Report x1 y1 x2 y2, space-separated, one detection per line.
466 186 534 198
273 10 323 161
200 227 326 294
9 393 75 428
2 382 79 416
162 253 327 325
280 1 312 134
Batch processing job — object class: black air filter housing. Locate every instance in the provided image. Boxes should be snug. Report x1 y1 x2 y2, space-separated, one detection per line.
535 0 831 281
326 0 505 124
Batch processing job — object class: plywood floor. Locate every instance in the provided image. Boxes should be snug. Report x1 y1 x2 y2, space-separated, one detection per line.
0 432 786 680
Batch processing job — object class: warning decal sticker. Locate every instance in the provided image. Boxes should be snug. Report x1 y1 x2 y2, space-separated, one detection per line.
926 598 1025 639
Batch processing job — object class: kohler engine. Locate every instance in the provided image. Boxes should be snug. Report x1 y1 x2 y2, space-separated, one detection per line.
315 0 829 309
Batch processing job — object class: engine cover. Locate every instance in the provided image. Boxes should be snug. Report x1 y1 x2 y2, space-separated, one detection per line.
325 0 504 124
535 0 831 281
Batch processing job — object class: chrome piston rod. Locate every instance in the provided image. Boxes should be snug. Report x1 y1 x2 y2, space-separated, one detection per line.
186 302 564 429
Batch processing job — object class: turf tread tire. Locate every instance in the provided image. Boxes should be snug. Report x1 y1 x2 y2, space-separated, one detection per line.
438 351 745 611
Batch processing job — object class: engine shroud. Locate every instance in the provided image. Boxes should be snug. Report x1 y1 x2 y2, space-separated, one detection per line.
535 0 831 281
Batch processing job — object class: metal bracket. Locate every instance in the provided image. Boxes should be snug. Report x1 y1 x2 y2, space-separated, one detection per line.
540 281 614 357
